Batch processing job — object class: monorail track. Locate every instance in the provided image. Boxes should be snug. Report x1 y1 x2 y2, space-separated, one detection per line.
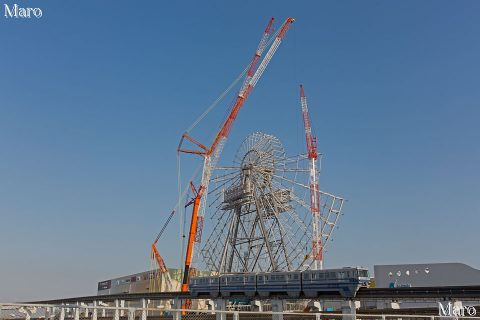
29 286 480 304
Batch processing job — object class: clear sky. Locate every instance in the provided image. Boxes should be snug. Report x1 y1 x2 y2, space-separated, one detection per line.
1 0 479 302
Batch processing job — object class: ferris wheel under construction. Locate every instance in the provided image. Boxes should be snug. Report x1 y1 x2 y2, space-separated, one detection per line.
149 16 345 295
200 131 344 274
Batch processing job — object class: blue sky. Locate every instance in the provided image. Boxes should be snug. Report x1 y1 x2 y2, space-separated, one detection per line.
1 1 479 301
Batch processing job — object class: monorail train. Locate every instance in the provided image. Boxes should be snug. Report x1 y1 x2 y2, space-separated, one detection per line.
189 267 369 298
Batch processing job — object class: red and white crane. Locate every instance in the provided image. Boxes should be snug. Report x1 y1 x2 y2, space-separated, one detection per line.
299 84 323 270
177 17 295 292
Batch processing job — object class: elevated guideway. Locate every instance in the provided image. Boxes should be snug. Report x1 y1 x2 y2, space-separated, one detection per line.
30 286 480 304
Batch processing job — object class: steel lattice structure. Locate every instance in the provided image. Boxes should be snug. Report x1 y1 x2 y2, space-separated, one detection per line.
199 132 345 274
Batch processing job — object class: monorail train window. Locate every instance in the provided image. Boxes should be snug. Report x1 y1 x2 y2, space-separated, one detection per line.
338 272 346 279
259 276 263 280
317 273 325 280
359 270 368 277
293 274 299 280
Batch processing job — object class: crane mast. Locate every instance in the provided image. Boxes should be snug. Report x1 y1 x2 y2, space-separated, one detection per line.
178 17 295 292
300 84 323 270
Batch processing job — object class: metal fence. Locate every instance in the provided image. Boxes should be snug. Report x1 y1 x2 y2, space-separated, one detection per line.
1 303 478 320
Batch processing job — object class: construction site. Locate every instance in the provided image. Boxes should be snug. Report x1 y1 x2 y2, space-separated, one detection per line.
2 3 480 320
85 15 353 312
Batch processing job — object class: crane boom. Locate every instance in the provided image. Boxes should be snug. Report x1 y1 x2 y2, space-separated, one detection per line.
178 17 295 292
150 210 176 291
240 17 274 94
151 242 174 291
300 84 323 270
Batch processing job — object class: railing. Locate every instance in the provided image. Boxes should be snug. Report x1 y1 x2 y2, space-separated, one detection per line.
2 303 480 320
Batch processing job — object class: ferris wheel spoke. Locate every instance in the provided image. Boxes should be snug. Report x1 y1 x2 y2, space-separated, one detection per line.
210 171 240 184
274 168 310 172
214 166 242 170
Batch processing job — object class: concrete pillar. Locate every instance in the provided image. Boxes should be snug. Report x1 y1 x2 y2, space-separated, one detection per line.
341 300 357 320
251 300 263 312
114 300 120 320
271 298 284 320
233 311 239 320
59 307 65 320
97 301 107 318
171 297 181 320
206 300 215 311
307 300 322 312
215 299 226 320
128 308 135 320
44 307 50 320
24 309 33 320
92 301 98 320
141 298 148 320
454 300 463 311
74 303 80 320
81 303 89 317
120 300 125 317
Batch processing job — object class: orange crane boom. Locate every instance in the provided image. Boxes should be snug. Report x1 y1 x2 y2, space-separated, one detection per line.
178 17 295 292
150 210 175 291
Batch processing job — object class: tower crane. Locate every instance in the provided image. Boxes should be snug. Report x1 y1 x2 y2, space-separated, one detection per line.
299 84 323 270
177 17 295 292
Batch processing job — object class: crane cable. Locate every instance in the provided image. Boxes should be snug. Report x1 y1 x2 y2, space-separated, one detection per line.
186 66 248 133
184 27 281 134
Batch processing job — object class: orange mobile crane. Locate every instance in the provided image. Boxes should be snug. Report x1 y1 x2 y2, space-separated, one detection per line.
150 210 175 292
177 17 295 293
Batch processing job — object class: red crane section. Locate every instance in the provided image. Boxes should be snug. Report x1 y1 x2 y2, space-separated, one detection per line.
177 17 295 293
300 84 318 160
300 84 323 270
208 17 294 156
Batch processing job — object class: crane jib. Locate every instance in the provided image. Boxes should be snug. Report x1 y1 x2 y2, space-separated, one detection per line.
177 17 295 292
